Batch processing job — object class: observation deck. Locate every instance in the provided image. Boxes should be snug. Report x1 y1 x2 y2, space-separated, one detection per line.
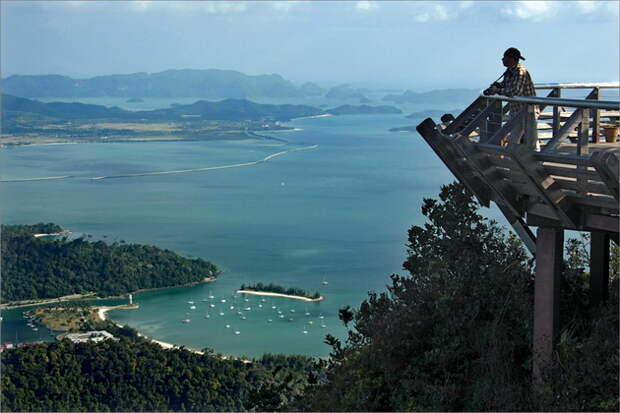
416 82 619 382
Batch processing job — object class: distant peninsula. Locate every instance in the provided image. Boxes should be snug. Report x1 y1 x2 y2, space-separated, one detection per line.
327 104 402 116
325 84 369 101
383 88 479 104
0 223 219 306
0 94 325 146
236 282 324 302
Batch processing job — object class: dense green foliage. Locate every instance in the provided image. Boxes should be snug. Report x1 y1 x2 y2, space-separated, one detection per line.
240 282 321 300
1 338 318 412
1 224 218 302
291 182 619 411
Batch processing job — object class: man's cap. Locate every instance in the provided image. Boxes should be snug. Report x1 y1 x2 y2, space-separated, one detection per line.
504 47 525 60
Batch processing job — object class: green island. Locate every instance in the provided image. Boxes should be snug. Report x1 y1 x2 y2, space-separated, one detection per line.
0 223 218 305
1 185 618 411
238 282 323 301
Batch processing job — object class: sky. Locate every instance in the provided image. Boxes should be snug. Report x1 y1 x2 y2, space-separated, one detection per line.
1 1 619 91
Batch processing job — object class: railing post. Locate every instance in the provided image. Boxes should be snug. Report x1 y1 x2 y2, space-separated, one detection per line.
524 104 539 150
591 87 601 143
577 108 590 194
552 87 561 140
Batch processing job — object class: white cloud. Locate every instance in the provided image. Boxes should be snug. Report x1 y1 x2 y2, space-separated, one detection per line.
500 1 557 22
412 4 454 23
124 1 248 14
459 1 474 9
356 1 379 12
271 1 300 13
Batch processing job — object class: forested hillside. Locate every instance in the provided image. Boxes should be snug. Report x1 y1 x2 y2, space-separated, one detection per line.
1 338 318 412
1 224 218 302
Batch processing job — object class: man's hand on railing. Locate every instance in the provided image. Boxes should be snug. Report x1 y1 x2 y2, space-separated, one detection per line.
483 87 498 96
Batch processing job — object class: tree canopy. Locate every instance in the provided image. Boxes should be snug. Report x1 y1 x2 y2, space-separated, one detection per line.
291 182 619 411
1 224 218 302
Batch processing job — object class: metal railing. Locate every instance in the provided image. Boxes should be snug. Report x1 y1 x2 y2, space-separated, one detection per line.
442 83 620 155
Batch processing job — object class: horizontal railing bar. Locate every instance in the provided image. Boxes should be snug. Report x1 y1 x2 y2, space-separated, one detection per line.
534 83 620 90
565 192 619 211
532 152 591 166
543 164 600 179
482 94 619 110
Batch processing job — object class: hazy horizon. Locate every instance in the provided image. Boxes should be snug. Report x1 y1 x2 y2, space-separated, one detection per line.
2 1 619 91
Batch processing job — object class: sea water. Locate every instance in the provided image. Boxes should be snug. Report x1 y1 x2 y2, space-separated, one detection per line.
0 98 506 357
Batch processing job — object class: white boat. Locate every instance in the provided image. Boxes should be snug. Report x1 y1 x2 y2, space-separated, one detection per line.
321 324 327 328
235 331 241 335
209 304 216 308
241 316 247 320
308 320 314 325
290 309 296 313
183 319 191 323
208 294 215 299
219 312 225 316
271 305 277 310
221 299 226 303
189 305 196 310
303 330 308 334
225 324 231 328
229 306 235 310
268 319 273 322
188 301 195 305
279 314 285 319
319 315 324 319
244 307 251 311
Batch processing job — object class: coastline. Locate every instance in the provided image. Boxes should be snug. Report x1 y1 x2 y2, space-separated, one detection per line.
235 289 324 302
0 277 218 310
95 304 139 321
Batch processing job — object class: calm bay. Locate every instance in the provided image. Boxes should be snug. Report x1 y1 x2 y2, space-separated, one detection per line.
0 97 489 357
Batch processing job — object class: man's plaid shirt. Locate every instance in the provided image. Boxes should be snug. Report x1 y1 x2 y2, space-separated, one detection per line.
497 63 537 116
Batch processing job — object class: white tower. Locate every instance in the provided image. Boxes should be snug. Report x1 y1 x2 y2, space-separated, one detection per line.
128 294 133 305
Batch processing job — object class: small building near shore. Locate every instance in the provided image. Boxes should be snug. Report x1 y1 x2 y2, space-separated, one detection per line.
64 330 118 344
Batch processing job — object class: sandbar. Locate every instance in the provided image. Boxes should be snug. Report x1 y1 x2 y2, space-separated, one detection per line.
235 290 324 302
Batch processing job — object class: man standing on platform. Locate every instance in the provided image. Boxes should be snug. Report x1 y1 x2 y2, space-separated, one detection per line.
484 47 539 149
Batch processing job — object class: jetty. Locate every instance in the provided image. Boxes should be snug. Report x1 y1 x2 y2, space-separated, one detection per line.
416 82 619 382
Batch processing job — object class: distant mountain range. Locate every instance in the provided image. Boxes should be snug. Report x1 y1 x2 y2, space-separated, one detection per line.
1 69 326 99
1 94 324 122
